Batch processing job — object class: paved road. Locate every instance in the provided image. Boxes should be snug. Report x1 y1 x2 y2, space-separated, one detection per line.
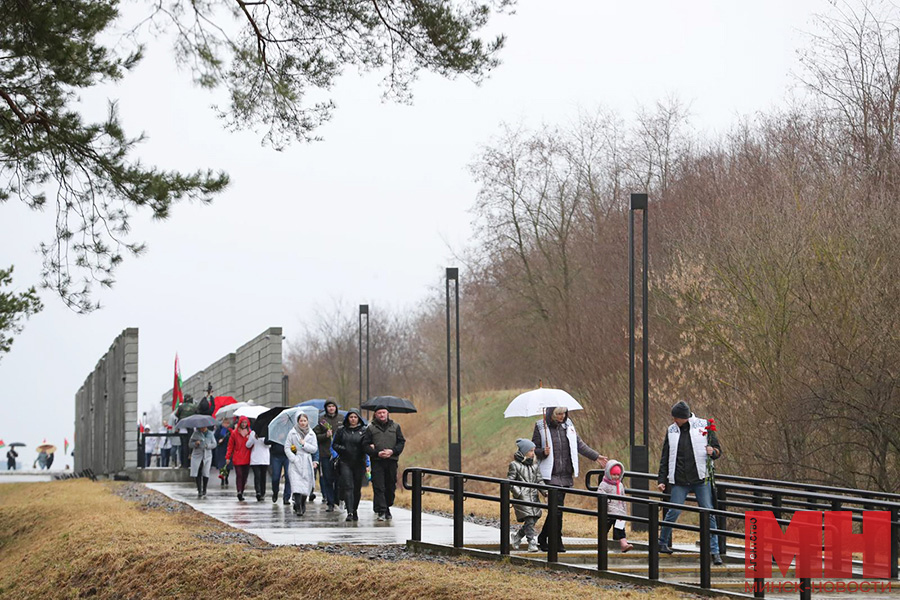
149 482 515 546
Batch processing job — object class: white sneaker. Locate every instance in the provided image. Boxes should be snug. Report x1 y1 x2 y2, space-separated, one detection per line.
527 540 539 552
511 534 523 549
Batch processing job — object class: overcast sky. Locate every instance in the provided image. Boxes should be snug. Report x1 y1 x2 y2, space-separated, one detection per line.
1 0 825 467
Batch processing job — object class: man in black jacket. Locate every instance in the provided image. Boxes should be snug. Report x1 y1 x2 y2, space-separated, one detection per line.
657 400 723 564
362 406 406 521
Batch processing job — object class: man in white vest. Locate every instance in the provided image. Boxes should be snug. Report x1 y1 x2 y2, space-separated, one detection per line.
532 406 608 552
656 400 723 564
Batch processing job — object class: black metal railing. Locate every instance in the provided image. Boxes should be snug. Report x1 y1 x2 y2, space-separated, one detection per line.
403 467 900 599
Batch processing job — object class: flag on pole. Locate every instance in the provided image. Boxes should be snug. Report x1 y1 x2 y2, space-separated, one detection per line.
172 353 184 410
64 438 69 454
0 440 5 449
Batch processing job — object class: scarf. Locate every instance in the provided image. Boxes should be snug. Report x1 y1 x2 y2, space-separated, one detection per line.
295 420 310 437
602 475 623 494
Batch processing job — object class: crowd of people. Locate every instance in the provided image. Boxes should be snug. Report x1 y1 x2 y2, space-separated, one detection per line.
508 400 722 565
141 396 407 523
142 391 721 560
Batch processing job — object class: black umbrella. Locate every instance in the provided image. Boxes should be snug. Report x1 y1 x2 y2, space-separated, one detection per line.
174 414 218 429
252 406 289 437
360 395 417 414
8 442 26 447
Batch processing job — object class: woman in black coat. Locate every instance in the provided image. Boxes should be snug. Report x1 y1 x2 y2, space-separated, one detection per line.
331 408 367 521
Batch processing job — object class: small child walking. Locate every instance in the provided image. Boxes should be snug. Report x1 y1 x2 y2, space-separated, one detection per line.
598 460 633 552
507 438 544 552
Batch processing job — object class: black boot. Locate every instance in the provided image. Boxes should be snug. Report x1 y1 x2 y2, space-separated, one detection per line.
293 494 303 515
299 494 307 516
202 477 208 496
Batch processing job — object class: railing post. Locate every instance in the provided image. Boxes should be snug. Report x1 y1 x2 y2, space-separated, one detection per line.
500 481 510 556
717 485 728 557
700 510 711 589
597 494 608 571
754 577 765 598
772 492 782 521
411 470 422 542
799 577 811 600
453 474 464 548
547 488 559 563
891 506 899 580
139 434 146 468
648 502 659 580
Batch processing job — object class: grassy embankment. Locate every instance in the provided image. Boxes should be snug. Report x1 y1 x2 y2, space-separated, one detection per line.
0 480 699 600
366 390 698 544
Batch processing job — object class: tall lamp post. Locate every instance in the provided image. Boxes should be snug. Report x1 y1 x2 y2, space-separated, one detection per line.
629 193 650 530
446 268 462 473
359 304 369 409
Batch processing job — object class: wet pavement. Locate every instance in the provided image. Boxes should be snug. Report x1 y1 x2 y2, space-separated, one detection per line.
148 482 520 546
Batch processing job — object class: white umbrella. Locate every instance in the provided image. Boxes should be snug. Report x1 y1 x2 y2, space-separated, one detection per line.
234 405 268 419
215 401 250 421
503 387 583 418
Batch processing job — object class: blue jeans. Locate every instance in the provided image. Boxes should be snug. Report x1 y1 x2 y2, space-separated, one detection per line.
659 480 720 554
270 454 291 501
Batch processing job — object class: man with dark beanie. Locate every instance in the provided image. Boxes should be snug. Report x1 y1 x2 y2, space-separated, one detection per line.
314 399 342 511
657 400 723 564
362 406 406 521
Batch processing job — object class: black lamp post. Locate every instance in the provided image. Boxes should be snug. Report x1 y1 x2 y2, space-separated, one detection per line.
359 304 369 408
629 192 650 530
446 268 462 473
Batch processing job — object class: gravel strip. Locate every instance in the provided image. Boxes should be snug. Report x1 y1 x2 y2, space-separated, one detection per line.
108 481 189 513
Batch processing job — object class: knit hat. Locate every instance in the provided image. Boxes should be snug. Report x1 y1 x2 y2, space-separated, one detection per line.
609 463 623 476
671 400 691 419
516 438 536 455
373 405 388 413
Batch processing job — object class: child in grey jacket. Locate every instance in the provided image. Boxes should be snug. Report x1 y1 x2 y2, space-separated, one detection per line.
598 460 633 552
507 439 544 552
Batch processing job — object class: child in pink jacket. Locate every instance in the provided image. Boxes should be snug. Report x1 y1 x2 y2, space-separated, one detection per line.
598 460 633 552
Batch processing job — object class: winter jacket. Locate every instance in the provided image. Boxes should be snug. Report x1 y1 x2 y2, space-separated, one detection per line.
507 452 543 521
175 401 197 420
197 396 214 416
226 417 253 466
658 414 721 486
314 411 343 455
597 459 628 517
213 425 229 468
532 407 599 485
189 429 217 477
285 426 318 496
362 418 405 462
332 409 367 467
143 432 158 454
246 431 270 466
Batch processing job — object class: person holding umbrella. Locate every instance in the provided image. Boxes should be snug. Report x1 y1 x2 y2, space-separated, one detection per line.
226 416 253 501
285 412 318 516
189 425 217 497
532 406 608 552
362 406 406 521
6 447 18 470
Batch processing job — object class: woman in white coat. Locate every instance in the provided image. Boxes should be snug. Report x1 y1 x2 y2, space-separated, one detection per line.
285 413 318 516
189 426 217 497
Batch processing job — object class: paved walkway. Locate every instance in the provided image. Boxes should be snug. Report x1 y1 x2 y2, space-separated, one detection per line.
149 482 515 546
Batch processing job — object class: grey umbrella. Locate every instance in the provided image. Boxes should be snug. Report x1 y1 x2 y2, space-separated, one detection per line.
360 396 417 414
174 414 218 429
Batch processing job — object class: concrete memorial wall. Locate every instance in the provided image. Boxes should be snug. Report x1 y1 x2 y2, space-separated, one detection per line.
74 328 139 475
160 327 284 415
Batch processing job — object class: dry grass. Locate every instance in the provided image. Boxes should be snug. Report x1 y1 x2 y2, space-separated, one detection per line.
0 480 702 600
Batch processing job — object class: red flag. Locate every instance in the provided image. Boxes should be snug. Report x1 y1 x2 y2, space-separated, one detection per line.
64 438 69 454
172 353 184 410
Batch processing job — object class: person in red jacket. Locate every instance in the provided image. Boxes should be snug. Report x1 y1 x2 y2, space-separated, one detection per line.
226 416 253 501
